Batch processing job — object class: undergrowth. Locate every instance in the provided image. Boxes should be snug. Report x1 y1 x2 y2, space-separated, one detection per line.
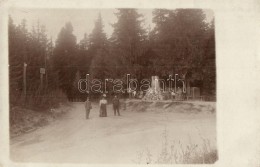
133 128 218 164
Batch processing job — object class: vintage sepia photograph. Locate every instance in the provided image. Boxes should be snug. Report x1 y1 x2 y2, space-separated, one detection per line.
8 8 216 164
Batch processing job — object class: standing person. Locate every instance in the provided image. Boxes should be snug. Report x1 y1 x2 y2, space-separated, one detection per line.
177 87 182 100
84 97 92 119
99 94 107 117
139 90 143 99
123 98 126 110
133 90 136 98
171 91 176 100
127 88 132 99
112 95 120 116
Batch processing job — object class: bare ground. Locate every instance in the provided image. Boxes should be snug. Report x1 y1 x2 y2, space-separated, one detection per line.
10 100 216 164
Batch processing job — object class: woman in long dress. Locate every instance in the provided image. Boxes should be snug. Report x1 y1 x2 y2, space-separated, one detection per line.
99 95 107 117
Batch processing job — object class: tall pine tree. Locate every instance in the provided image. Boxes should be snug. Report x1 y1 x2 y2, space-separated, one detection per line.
53 22 77 100
151 9 214 95
89 13 107 52
89 14 111 82
9 16 23 104
111 9 147 80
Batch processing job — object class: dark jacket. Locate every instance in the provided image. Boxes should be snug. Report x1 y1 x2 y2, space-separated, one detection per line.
85 101 92 110
112 97 120 107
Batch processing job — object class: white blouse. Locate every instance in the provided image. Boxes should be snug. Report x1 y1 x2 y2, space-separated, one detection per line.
99 99 107 106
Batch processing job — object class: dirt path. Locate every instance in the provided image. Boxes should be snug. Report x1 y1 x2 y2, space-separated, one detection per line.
10 102 216 163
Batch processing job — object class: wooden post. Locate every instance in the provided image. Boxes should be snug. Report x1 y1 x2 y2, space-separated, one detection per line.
40 73 43 89
40 68 45 90
174 74 178 93
23 63 27 104
45 51 48 89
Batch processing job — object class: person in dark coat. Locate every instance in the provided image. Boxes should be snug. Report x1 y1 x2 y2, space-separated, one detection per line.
99 94 107 117
84 97 92 119
112 95 120 116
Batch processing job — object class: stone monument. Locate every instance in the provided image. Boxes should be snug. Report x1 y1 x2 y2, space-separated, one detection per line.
143 76 163 100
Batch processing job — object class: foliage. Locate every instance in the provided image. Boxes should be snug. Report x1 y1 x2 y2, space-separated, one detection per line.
9 9 216 105
8 16 67 109
52 22 78 100
147 9 215 94
111 9 147 78
89 13 107 51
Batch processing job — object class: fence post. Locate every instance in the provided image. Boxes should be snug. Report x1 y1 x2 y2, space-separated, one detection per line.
23 62 27 105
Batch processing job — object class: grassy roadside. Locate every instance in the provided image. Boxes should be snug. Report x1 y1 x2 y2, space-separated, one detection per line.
124 99 216 114
134 128 218 164
9 103 72 138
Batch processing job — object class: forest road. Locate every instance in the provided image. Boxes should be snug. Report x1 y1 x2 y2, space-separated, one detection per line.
10 102 216 163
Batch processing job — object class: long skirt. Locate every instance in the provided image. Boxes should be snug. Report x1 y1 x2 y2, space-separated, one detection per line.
86 109 90 119
100 104 107 117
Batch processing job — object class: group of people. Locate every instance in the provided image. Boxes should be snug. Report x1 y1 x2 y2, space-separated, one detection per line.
128 89 144 99
84 94 120 119
171 87 185 100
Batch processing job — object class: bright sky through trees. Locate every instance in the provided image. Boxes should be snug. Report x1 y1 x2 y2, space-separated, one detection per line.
9 8 213 42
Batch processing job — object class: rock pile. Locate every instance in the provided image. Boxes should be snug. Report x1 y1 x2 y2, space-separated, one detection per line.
142 76 164 100
143 88 164 100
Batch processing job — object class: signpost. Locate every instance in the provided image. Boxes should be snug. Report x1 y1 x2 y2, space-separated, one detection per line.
40 68 45 74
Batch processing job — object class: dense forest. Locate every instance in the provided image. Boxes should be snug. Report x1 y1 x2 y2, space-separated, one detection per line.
9 9 215 108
